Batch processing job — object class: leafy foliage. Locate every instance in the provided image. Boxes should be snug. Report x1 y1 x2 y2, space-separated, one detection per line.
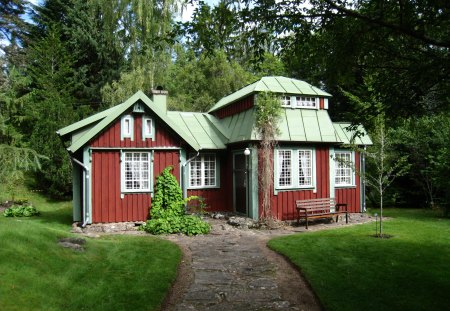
254 91 282 226
3 204 40 217
392 113 450 214
143 166 210 236
150 166 184 219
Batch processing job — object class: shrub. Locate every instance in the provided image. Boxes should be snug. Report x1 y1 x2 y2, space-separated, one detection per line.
142 166 210 235
4 205 40 217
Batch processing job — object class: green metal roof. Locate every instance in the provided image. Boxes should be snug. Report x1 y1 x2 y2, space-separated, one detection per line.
220 107 342 143
57 105 120 137
333 123 373 145
167 112 228 149
58 91 202 153
208 76 332 113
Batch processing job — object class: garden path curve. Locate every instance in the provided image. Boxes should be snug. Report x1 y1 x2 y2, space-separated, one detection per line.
162 214 373 311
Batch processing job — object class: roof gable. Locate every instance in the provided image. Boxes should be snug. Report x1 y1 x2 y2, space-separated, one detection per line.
58 91 202 153
208 76 332 113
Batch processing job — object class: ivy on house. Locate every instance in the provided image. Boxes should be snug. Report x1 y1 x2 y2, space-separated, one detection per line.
142 166 210 236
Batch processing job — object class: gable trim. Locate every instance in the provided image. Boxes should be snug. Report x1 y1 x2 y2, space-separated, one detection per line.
64 91 201 153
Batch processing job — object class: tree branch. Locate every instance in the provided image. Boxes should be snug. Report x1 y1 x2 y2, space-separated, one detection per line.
322 0 450 48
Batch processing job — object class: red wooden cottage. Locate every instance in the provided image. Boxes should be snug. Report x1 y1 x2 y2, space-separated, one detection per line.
57 76 372 225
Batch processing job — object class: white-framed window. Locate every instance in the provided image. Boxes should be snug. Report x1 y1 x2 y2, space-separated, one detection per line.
334 151 355 187
281 96 291 107
278 150 292 187
142 116 154 140
298 150 312 186
189 154 218 188
121 115 134 140
281 96 319 109
295 96 317 108
276 148 315 189
121 152 151 192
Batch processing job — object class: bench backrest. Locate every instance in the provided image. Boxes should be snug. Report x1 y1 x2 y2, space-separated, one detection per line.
296 198 336 213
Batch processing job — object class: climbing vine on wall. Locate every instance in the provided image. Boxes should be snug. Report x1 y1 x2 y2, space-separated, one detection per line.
254 91 282 227
142 166 210 235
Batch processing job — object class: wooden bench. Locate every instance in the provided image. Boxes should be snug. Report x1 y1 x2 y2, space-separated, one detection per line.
296 198 348 229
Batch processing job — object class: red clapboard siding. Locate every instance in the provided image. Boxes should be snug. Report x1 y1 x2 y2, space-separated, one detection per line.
335 152 361 213
91 114 182 148
91 150 181 223
214 96 254 119
260 147 331 220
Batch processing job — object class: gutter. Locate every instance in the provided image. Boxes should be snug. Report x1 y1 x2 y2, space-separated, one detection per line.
361 146 367 212
181 150 200 199
71 157 90 227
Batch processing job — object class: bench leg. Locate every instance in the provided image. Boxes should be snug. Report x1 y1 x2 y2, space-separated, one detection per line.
305 215 309 230
336 215 339 223
345 212 348 224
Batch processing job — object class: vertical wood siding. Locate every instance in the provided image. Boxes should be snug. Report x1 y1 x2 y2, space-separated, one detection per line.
214 96 254 119
91 113 182 148
259 147 331 220
335 152 361 213
91 150 181 223
187 152 233 212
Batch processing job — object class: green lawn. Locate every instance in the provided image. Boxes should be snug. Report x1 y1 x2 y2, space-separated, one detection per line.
0 192 181 311
268 208 450 311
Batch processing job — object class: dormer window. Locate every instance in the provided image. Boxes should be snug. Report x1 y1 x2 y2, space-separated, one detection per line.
281 95 318 109
295 96 317 108
142 116 155 140
281 96 291 107
121 115 134 140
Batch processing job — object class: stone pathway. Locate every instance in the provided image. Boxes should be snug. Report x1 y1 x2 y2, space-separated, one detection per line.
162 214 374 311
76 213 375 310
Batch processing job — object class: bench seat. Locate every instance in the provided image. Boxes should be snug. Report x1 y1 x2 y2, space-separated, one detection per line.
296 198 348 229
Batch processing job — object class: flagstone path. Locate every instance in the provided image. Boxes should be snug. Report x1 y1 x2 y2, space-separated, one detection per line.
162 214 374 311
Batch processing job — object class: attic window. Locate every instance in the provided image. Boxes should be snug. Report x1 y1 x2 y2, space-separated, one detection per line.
281 96 291 107
121 115 134 141
295 96 317 108
142 116 154 140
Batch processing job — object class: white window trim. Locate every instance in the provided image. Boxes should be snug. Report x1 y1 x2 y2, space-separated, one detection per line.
120 151 152 193
275 147 316 190
142 116 155 141
188 153 220 189
281 95 291 107
334 150 356 188
121 115 134 141
280 95 319 109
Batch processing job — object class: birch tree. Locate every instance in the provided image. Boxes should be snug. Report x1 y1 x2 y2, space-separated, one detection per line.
364 114 410 237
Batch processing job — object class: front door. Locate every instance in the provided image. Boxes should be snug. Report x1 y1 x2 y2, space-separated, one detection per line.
233 153 248 215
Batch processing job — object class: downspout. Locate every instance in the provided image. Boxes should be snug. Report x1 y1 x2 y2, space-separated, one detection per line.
362 146 367 212
181 150 200 199
71 157 90 227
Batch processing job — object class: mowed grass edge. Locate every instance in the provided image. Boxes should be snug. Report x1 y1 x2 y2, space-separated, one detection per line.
268 209 450 311
0 192 181 311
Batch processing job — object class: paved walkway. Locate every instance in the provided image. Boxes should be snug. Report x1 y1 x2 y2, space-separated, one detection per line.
162 214 373 311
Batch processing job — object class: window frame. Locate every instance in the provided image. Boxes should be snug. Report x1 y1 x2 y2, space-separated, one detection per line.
142 115 155 141
280 95 319 109
121 114 134 141
295 96 318 108
188 153 220 189
281 95 291 107
334 150 355 187
120 151 152 193
275 147 316 190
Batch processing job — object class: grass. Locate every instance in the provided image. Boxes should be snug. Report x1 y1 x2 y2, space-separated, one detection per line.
268 208 450 311
0 191 181 311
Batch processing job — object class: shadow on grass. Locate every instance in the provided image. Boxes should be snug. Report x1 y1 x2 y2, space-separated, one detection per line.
40 209 73 228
